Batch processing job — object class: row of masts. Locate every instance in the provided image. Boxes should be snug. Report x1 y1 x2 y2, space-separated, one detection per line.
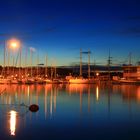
79 49 91 79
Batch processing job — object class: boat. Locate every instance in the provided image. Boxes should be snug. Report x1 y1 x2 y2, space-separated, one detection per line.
11 79 22 84
23 78 35 84
69 77 95 84
0 78 11 84
112 65 140 84
35 77 45 84
45 79 62 84
113 78 140 84
68 49 95 84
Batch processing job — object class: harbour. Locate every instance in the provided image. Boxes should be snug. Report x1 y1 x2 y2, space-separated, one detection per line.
0 1 140 139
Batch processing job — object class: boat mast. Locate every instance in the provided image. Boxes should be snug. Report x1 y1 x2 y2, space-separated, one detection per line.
7 46 10 76
129 52 132 66
37 53 39 77
25 47 28 77
54 65 56 79
51 64 53 79
108 50 112 81
30 49 33 77
80 48 82 77
45 55 47 77
88 50 91 79
19 45 22 79
3 41 6 78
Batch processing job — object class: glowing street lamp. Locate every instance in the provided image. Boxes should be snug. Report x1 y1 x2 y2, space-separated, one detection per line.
7 39 21 51
6 38 21 78
11 42 17 49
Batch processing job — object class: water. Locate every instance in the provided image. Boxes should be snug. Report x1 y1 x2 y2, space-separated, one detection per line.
0 84 140 140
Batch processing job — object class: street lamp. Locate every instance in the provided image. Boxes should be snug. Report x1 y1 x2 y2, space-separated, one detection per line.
6 38 21 78
7 39 20 51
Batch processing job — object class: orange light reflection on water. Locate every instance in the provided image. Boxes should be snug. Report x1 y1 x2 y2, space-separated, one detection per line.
96 86 99 101
9 110 17 136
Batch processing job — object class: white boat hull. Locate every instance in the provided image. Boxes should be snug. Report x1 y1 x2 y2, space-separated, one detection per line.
69 78 95 84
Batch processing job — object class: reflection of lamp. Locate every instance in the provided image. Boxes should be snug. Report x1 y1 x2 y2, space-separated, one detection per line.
96 86 99 101
10 110 17 136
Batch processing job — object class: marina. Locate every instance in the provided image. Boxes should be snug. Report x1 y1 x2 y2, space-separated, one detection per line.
0 1 140 139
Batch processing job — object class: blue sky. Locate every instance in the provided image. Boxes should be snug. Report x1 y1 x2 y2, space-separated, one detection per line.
0 0 140 66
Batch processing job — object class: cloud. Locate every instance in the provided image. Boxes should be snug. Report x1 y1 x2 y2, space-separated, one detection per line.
29 47 36 52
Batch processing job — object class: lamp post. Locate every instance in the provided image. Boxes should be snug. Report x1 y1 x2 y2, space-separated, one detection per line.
7 38 21 78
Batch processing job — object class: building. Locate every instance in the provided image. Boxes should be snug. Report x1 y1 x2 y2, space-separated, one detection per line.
123 65 140 80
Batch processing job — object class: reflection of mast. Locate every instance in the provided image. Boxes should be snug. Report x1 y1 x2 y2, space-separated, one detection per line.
107 85 111 120
54 86 57 112
80 88 82 113
50 86 53 116
36 86 39 105
88 85 90 112
45 86 48 119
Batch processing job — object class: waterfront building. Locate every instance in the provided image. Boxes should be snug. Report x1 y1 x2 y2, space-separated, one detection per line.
123 65 140 80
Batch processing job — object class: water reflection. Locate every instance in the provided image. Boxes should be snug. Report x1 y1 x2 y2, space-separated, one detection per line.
1 84 140 110
9 110 17 136
112 85 140 102
0 84 140 139
96 85 99 101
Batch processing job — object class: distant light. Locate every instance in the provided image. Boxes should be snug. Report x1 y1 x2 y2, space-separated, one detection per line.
96 72 99 76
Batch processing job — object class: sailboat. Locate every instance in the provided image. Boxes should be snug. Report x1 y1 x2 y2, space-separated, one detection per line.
44 57 62 84
69 49 95 84
45 65 62 84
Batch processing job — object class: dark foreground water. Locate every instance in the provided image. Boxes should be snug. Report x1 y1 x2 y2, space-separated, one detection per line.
0 84 140 140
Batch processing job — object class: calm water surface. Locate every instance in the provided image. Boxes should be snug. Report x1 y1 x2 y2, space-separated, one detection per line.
0 84 140 140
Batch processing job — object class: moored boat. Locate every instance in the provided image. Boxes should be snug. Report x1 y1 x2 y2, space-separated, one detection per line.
69 77 95 84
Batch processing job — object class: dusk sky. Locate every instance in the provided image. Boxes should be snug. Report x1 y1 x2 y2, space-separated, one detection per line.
0 0 140 66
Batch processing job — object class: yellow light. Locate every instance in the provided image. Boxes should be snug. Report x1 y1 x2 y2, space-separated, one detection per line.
10 110 17 136
96 72 99 76
96 86 99 101
11 42 17 48
7 39 20 50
